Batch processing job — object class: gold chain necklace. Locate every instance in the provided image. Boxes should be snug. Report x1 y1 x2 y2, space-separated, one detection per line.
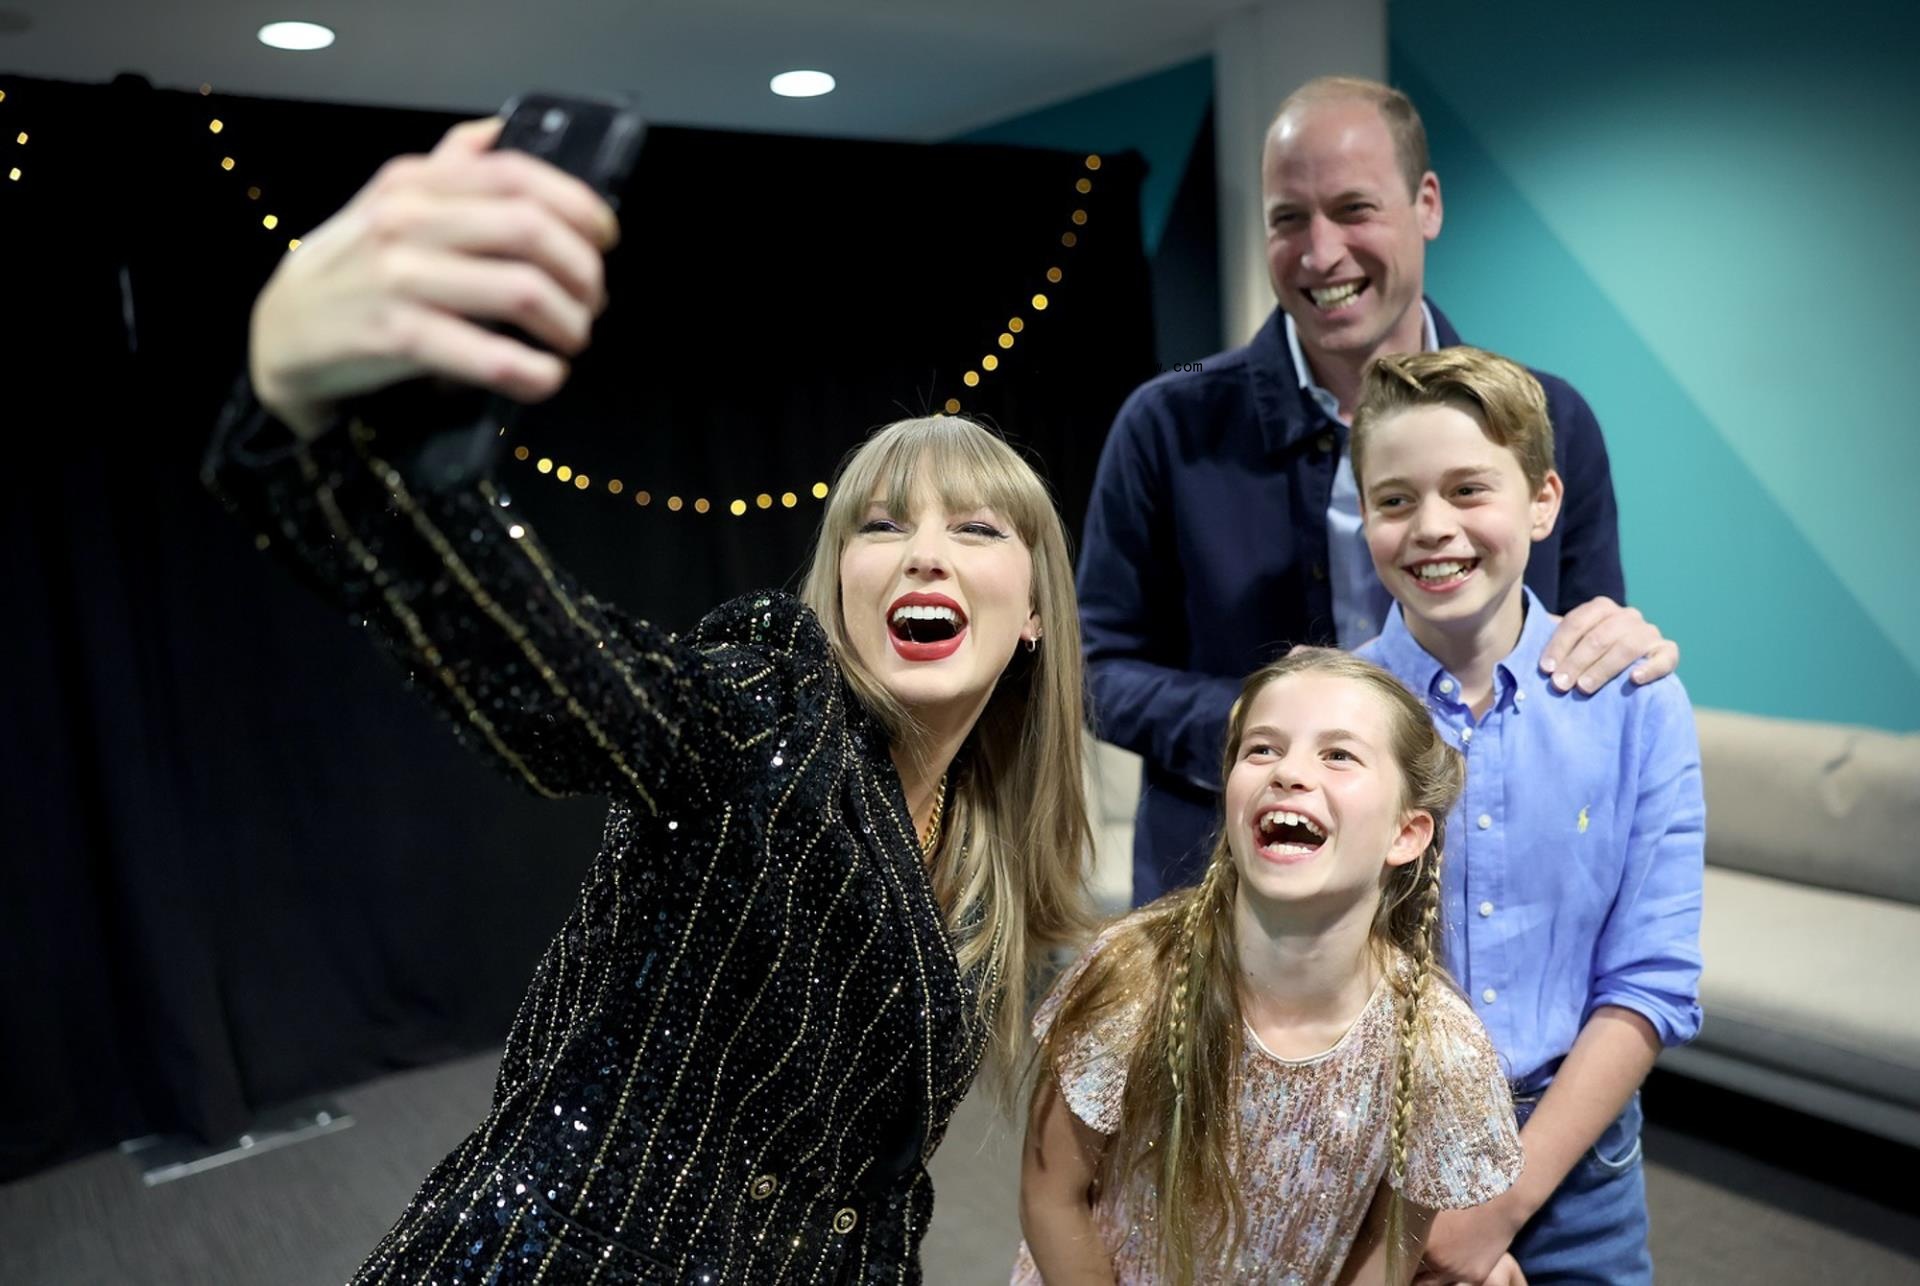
921 772 949 858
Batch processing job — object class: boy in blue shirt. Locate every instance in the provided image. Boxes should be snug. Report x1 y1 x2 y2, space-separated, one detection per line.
1351 347 1703 1285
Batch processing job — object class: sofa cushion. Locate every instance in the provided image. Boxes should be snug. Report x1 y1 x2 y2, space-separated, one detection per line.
1696 865 1920 1110
1085 739 1144 912
1087 738 1144 827
1695 709 1920 905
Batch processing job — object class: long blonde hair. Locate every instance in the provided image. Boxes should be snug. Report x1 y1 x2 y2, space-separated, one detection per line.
799 415 1095 1087
1037 649 1464 1283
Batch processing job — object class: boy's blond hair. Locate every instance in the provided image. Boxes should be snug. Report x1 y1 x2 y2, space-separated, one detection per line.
1351 346 1555 493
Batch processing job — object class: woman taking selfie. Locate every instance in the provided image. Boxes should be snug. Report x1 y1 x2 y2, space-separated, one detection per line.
206 117 1093 1284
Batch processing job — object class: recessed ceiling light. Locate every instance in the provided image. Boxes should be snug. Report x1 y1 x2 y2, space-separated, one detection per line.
770 70 835 98
258 21 335 51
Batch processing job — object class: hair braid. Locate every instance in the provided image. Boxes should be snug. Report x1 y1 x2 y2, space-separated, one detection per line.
1158 847 1238 1284
1385 845 1445 1279
1164 850 1230 1153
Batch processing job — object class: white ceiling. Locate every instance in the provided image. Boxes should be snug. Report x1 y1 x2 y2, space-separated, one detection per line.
2 0 1234 139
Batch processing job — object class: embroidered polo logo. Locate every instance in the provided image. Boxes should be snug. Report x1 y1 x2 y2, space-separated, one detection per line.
1577 806 1591 834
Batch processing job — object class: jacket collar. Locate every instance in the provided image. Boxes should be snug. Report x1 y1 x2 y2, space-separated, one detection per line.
1250 298 1463 455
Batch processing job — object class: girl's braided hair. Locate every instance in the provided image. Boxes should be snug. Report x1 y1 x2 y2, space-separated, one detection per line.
1034 648 1464 1283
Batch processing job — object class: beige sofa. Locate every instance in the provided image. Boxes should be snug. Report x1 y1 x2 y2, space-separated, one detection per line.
1083 709 1920 1145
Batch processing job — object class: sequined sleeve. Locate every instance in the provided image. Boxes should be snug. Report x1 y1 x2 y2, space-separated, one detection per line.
1395 985 1525 1211
201 382 833 810
1032 923 1148 1136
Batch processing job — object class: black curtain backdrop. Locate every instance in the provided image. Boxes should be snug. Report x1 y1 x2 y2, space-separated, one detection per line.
0 73 1155 1181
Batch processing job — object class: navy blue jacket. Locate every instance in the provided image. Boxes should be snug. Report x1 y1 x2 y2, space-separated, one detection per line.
1078 303 1626 902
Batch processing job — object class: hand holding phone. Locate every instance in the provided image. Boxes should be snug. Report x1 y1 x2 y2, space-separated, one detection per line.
362 94 647 486
246 95 644 475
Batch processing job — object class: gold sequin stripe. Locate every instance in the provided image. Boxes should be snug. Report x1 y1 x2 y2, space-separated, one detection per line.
615 813 813 1251
940 912 1003 1102
865 771 943 1191
610 804 763 1196
653 829 853 1274
403 863 630 1286
802 1157 882 1286
299 453 566 802
535 800 737 1283
719 963 898 1282
704 727 869 1263
475 479 697 762
683 859 879 1266
499 480 812 768
647 844 847 1252
545 866 627 1069
507 923 570 1073
896 1167 929 1285
480 1205 529 1282
360 452 659 813
735 960 903 1273
849 1221 873 1286
769 1057 906 1282
653 712 841 1248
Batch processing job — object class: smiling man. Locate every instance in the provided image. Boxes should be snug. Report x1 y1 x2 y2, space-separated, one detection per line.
1078 76 1679 904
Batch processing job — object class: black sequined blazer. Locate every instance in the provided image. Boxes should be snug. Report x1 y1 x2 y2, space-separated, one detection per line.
205 393 995 1285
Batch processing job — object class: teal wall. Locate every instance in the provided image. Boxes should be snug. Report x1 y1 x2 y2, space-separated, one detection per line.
960 58 1213 255
1391 0 1920 729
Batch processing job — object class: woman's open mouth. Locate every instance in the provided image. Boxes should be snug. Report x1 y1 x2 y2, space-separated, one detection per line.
887 593 968 662
1254 807 1329 865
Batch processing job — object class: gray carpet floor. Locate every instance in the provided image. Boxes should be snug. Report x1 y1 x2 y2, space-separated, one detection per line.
4 1051 1917 1284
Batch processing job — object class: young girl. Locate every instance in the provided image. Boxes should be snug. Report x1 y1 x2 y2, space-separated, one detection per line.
1015 649 1524 1285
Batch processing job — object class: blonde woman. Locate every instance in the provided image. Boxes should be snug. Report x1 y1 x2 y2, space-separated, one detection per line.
1015 650 1523 1285
208 118 1092 1283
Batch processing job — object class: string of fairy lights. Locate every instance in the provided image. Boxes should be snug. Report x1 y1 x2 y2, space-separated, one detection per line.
2 87 23 184
501 149 1102 518
194 84 305 253
7 80 1106 518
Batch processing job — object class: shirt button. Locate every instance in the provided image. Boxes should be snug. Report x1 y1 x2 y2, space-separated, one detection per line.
1311 563 1327 582
1482 988 1498 1004
1479 901 1494 917
1316 433 1335 452
1516 690 1528 702
1438 679 1455 694
1461 727 1473 743
831 1207 859 1235
1477 814 1492 830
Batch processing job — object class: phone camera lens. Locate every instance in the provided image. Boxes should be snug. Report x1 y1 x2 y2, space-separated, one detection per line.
541 107 568 133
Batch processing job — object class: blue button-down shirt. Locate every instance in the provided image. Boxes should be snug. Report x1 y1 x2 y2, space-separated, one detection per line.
1077 303 1626 905
1358 588 1705 1088
1286 303 1440 649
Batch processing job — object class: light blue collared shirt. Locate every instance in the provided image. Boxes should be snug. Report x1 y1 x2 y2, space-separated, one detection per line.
1285 303 1439 648
1357 588 1705 1088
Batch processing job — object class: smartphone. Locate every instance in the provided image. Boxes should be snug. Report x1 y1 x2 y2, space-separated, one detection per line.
493 93 647 211
356 92 646 489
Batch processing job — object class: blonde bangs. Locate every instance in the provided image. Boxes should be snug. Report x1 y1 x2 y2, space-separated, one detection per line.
824 415 1055 552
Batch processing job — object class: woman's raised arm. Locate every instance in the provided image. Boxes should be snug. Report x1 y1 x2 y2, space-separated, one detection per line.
207 120 827 808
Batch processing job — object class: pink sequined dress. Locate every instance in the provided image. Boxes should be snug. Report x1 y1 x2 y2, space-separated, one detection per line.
1012 926 1523 1284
